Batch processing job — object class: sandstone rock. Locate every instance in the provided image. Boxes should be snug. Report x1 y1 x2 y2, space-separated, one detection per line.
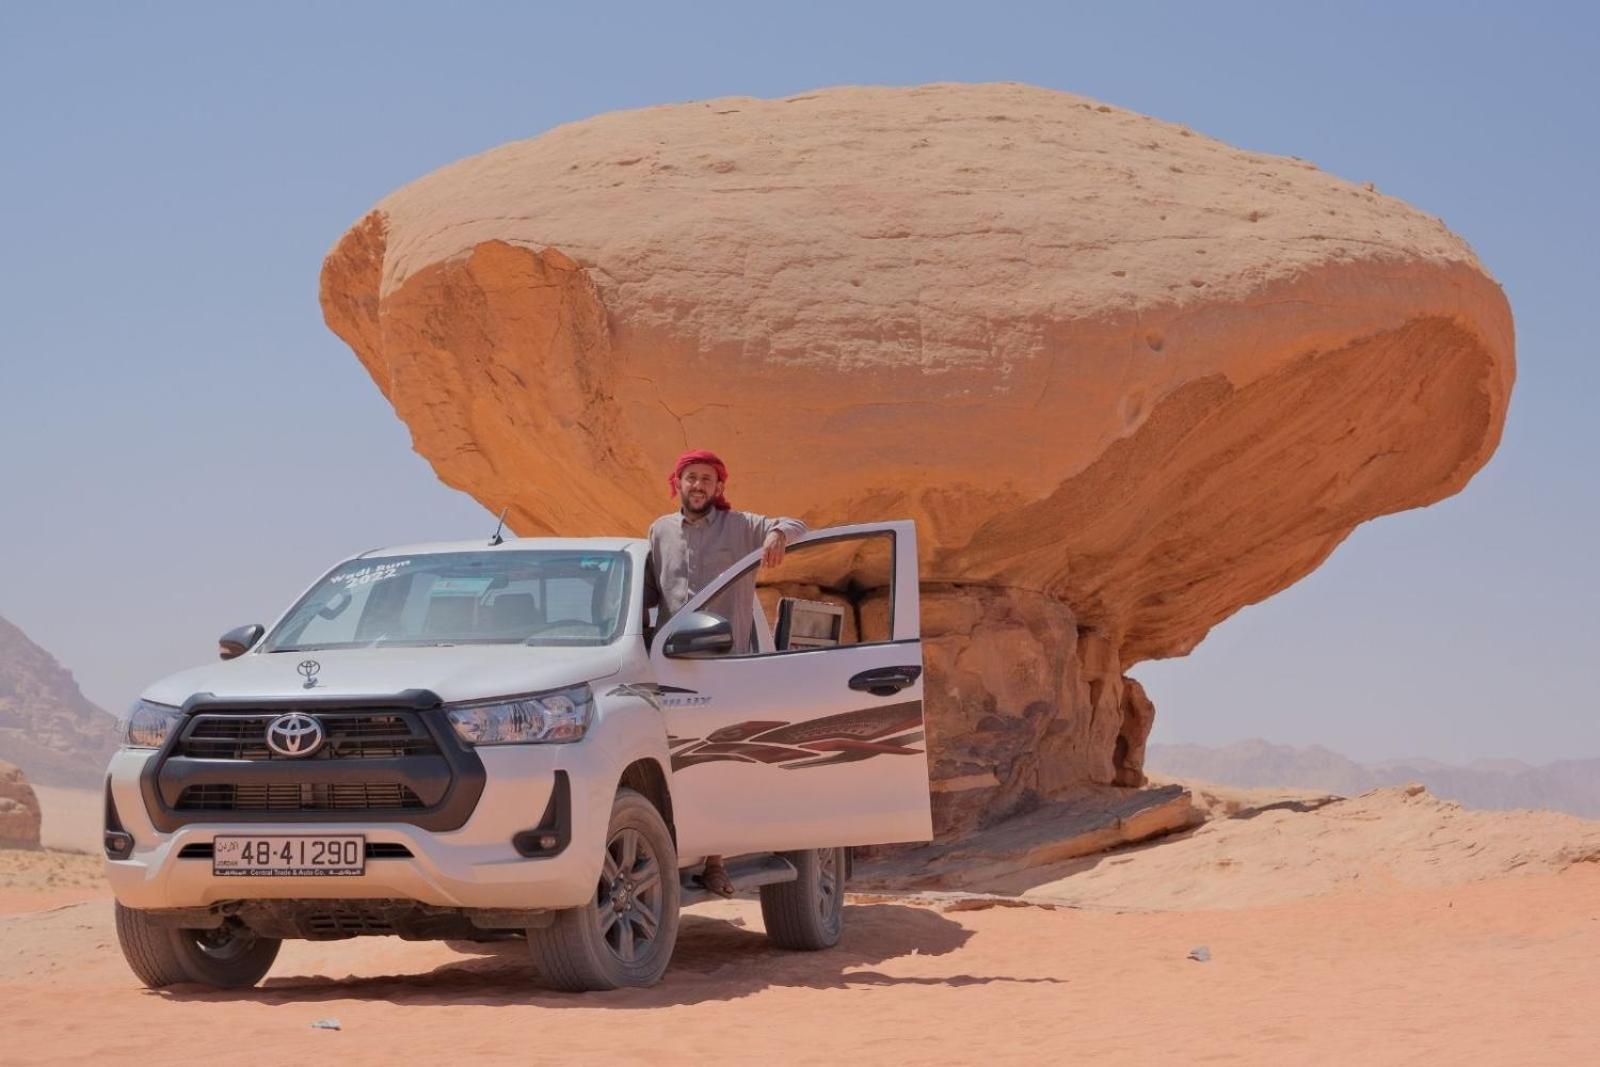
855 783 1199 891
1113 678 1156 788
0 760 42 848
322 82 1513 835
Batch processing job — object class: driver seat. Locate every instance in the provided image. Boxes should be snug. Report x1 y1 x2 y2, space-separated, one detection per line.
486 592 543 634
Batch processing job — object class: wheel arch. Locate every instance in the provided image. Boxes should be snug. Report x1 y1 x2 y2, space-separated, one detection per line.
617 757 676 843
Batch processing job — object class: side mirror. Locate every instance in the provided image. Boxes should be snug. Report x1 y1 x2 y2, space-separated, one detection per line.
218 623 265 660
662 611 734 659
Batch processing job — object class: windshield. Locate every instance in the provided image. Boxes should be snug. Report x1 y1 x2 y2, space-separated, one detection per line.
263 550 631 652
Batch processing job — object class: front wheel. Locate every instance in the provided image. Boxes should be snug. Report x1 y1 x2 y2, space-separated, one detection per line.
760 846 846 950
526 788 681 991
114 903 281 989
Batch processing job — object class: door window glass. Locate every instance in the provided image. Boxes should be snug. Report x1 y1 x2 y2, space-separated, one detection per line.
746 532 895 653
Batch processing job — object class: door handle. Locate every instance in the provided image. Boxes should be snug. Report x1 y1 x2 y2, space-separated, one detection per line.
848 666 923 698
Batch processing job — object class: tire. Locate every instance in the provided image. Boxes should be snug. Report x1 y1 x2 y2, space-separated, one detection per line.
114 902 281 989
526 787 680 991
760 846 846 951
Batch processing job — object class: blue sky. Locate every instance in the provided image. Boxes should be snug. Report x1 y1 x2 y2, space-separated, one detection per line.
1 3 1595 764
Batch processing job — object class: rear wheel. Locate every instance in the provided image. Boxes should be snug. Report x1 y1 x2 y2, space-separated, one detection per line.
760 846 846 950
114 903 281 989
526 787 680 991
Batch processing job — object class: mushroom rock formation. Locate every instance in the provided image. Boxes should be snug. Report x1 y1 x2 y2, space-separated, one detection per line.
321 83 1514 836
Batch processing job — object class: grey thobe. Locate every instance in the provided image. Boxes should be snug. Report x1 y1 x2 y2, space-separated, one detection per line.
646 508 806 653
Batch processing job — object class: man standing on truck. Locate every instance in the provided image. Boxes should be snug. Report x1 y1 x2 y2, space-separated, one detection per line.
645 448 806 896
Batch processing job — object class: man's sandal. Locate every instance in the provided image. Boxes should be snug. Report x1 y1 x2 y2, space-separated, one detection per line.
695 864 736 898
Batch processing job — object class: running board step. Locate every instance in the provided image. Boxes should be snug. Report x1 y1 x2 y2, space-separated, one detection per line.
680 853 797 905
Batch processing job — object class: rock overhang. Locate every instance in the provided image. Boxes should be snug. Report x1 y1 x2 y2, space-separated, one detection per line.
319 83 1513 829
321 82 1511 667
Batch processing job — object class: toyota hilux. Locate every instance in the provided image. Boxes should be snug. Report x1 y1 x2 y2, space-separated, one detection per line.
104 521 931 991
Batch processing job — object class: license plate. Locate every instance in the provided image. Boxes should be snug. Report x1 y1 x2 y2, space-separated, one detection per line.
213 835 365 877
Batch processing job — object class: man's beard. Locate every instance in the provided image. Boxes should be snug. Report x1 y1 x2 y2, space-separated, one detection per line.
680 490 714 517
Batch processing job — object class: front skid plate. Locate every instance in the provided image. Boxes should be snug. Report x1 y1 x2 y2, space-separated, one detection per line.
139 899 553 940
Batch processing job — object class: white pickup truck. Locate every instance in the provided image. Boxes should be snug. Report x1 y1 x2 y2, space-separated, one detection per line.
104 521 932 990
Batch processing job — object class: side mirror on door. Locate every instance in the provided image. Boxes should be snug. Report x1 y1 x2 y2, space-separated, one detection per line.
662 611 734 659
218 623 265 660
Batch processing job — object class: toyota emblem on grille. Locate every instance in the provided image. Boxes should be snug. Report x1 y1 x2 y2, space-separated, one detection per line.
297 659 321 689
265 712 325 758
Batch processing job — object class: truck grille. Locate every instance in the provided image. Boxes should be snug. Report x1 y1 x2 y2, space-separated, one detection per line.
146 692 486 833
178 712 438 760
174 782 425 812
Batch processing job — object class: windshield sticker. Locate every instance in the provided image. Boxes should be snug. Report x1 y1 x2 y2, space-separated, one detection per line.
330 560 412 588
580 557 612 571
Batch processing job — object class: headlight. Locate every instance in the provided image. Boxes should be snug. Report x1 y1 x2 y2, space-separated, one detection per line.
120 700 182 749
446 684 594 745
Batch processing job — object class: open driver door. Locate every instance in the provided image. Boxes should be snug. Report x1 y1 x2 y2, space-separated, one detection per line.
649 521 933 859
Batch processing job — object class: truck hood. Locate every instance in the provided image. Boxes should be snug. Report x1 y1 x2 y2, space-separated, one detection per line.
142 643 627 708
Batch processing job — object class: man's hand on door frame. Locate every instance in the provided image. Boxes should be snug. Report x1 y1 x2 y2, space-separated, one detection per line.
761 530 787 569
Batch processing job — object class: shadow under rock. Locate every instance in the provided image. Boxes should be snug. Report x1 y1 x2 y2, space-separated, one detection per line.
1226 797 1341 820
971 825 1208 897
155 902 1056 1008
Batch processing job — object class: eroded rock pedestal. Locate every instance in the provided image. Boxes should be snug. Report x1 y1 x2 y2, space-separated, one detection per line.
321 83 1513 838
919 586 1156 832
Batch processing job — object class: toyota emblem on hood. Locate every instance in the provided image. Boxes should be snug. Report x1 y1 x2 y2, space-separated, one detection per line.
297 659 321 689
265 712 325 758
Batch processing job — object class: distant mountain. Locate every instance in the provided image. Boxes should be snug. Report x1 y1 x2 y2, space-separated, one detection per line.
1147 739 1600 819
0 614 120 788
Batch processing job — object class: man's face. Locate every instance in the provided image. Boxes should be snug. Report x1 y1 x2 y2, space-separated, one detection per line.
677 462 723 516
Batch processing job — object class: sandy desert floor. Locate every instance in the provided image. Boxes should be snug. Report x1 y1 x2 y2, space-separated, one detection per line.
3 785 1597 1066
28 786 101 852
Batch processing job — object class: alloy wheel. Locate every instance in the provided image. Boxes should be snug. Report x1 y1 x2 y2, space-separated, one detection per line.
595 826 664 964
192 923 257 962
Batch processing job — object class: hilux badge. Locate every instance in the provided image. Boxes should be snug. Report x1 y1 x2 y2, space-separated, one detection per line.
297 659 321 689
264 712 325 758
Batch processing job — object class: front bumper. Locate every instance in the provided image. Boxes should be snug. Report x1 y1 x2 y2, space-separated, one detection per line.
104 745 611 911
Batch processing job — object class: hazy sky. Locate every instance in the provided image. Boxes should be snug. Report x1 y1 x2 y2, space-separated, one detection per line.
2 3 1595 765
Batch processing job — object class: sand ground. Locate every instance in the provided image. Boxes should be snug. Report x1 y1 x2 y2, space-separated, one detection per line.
3 785 1596 1066
29 786 100 853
